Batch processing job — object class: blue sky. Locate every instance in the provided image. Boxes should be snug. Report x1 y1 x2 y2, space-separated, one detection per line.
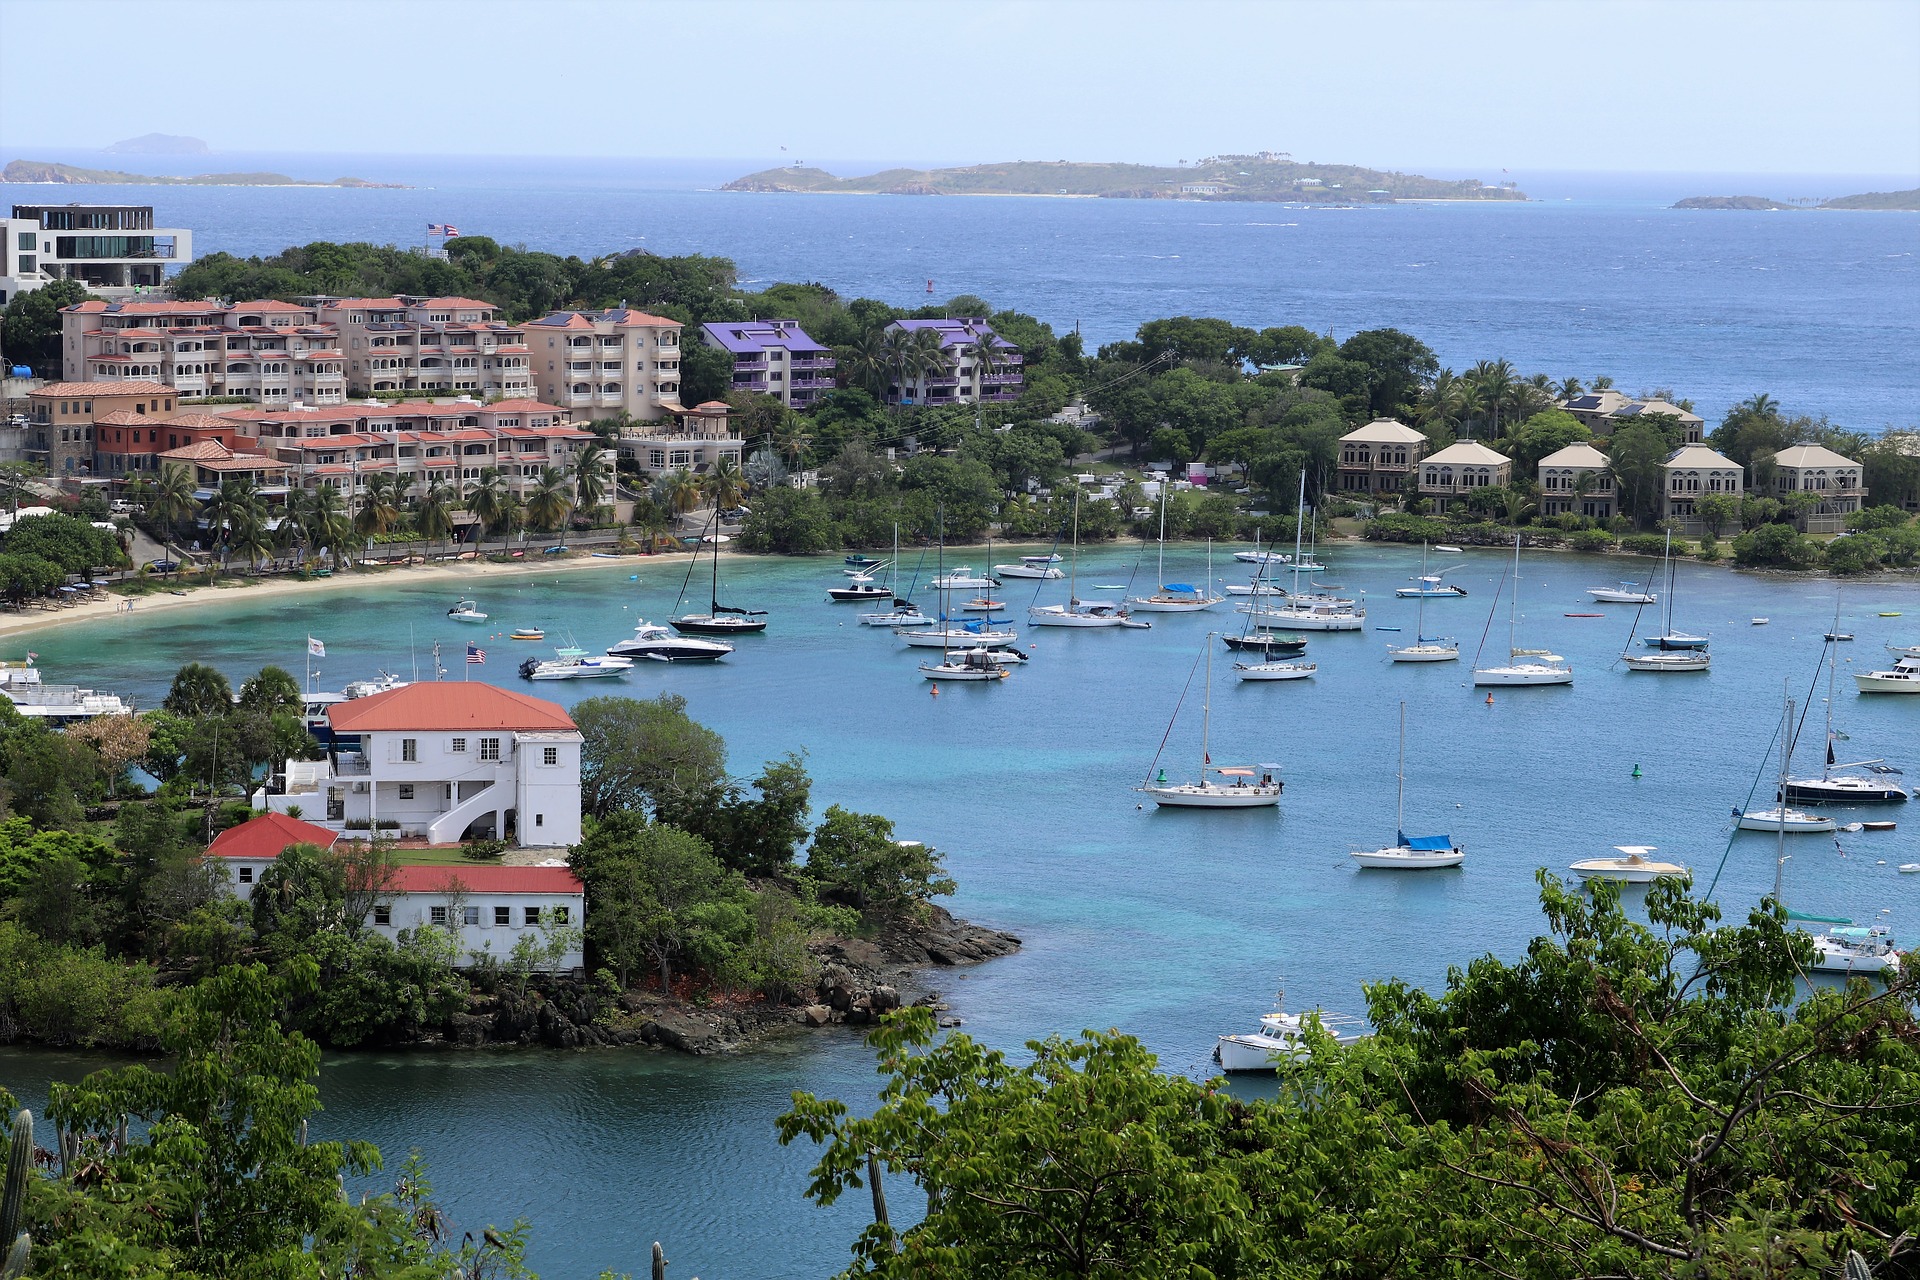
3 0 1916 177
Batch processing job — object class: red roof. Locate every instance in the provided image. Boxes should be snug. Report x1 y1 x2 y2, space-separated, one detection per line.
388 865 583 895
416 297 496 310
206 811 341 859
32 380 176 398
328 682 577 733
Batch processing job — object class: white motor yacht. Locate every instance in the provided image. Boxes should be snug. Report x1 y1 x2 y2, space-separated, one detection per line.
448 599 488 623
994 554 1065 579
606 621 733 662
1588 583 1657 604
1233 549 1290 566
1569 846 1689 884
519 647 635 681
1855 656 1920 693
1215 1004 1364 1072
1735 807 1836 833
1810 925 1903 974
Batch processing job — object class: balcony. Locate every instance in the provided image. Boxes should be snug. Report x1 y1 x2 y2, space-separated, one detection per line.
732 358 769 371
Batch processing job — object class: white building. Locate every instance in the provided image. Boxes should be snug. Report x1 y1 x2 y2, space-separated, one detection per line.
1336 419 1428 496
1418 440 1512 513
260 682 584 847
526 307 683 422
2 202 193 305
1537 442 1615 519
1765 443 1866 534
206 812 584 970
1660 443 1744 534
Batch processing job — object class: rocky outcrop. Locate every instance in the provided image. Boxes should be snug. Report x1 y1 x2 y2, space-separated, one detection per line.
879 904 1022 967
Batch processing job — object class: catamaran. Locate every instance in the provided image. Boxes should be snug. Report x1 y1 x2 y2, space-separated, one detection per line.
1139 638 1282 807
1472 535 1572 686
1350 702 1464 868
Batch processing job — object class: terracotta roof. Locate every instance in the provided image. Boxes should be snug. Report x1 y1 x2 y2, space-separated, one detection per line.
483 398 570 414
387 865 583 895
162 412 245 429
689 401 731 413
206 811 340 859
62 299 223 316
416 297 496 310
94 410 159 426
234 300 310 312
31 380 177 398
328 682 577 733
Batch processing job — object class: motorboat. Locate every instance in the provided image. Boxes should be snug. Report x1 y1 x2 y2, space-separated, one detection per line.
844 554 882 569
1233 549 1291 566
1128 497 1224 612
931 567 998 590
509 627 545 642
0 665 133 724
1588 583 1657 604
1569 846 1688 883
1433 544 1464 554
1887 643 1920 660
1899 864 1920 874
1221 632 1307 656
519 647 635 680
827 579 893 603
1349 704 1465 869
1623 651 1710 673
860 605 931 627
1735 806 1836 833
1215 1001 1364 1072
607 620 733 662
1234 660 1315 681
1855 656 1920 693
1474 535 1573 686
448 599 488 623
994 554 1065 580
1139 638 1282 808
1810 926 1903 974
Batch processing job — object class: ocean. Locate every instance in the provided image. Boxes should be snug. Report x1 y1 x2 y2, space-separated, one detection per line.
2 543 1917 1277
3 152 1915 429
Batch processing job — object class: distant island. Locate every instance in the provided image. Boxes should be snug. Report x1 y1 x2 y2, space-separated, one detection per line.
2 159 409 188
723 152 1525 203
104 132 210 156
1674 188 1919 212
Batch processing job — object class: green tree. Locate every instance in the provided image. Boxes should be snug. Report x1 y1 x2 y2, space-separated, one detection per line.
1693 490 1740 537
464 466 509 552
524 465 575 534
568 813 747 994
1504 408 1592 472
162 662 233 719
805 805 954 917
1607 422 1671 527
0 279 93 376
1732 521 1819 567
1338 328 1440 419
573 443 609 521
739 486 838 554
656 751 813 878
573 693 727 818
412 476 457 552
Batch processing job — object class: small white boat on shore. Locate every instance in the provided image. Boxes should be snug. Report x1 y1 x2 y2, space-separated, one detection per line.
1570 845 1688 884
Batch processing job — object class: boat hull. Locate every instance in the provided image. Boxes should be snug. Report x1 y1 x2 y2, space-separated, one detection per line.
1388 645 1459 663
900 628 1018 649
1142 784 1282 808
860 611 930 627
1248 611 1365 632
920 664 1008 681
672 616 767 636
1854 672 1920 693
994 565 1064 579
1216 1034 1298 1072
1395 587 1466 598
1645 634 1710 650
1350 845 1465 869
1221 634 1307 656
827 588 891 602
1736 809 1836 833
607 642 731 662
1125 596 1224 612
1623 653 1710 673
1028 608 1128 628
1588 589 1657 604
1473 665 1574 686
1234 662 1315 681
1781 778 1909 805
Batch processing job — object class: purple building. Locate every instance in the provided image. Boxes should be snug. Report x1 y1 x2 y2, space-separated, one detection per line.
698 319 836 410
883 318 1023 407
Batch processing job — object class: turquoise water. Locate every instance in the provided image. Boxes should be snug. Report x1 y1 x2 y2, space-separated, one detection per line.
4 544 1919 1277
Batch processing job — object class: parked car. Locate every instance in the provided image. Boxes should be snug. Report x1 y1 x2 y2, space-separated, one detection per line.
144 559 179 574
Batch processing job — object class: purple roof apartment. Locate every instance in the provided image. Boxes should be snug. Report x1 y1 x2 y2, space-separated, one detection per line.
698 319 835 410
882 318 1022 408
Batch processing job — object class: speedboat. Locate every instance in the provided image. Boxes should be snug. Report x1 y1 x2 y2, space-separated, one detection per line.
519 647 635 680
1589 583 1657 604
1854 656 1920 693
448 599 487 623
1569 845 1688 883
827 580 893 603
607 620 733 662
1233 549 1291 566
1396 575 1466 599
1234 661 1315 682
1735 806 1836 833
994 554 1065 580
1622 651 1710 673
1215 1003 1364 1072
1810 925 1903 974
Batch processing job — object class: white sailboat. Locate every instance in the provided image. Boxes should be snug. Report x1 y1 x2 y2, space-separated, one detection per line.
1128 491 1224 612
1139 638 1282 807
1389 543 1459 663
1781 633 1912 804
1350 702 1465 868
1472 535 1572 686
1030 489 1138 629
1736 692 1836 831
1622 531 1710 671
1243 475 1365 632
921 512 1011 682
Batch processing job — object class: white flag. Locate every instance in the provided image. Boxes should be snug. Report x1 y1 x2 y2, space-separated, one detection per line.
308 636 326 657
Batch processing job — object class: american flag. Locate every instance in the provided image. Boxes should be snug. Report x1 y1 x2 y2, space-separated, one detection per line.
427 223 445 234
467 643 485 665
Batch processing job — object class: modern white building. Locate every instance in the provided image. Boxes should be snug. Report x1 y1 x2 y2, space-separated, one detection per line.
2 203 193 305
259 682 585 847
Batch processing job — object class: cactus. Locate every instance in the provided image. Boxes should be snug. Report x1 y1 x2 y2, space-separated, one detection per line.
651 1241 667 1280
1847 1251 1873 1280
1 1110 28 1252
2 1233 30 1280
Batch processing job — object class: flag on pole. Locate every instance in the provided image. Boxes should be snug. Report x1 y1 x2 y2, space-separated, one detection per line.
24 652 36 664
467 643 485 665
427 224 445 234
308 636 326 657
443 225 460 237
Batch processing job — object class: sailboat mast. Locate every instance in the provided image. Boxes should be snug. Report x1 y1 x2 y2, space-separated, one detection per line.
1068 488 1080 605
1821 623 1840 782
1416 542 1429 640
1775 686 1792 898
709 515 720 611
1291 471 1306 595
1156 486 1167 587
1201 638 1212 777
1395 700 1407 839
1509 535 1520 656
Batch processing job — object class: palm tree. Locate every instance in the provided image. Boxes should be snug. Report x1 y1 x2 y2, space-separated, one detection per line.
573 443 609 523
414 479 456 555
229 503 275 571
1736 392 1780 421
465 467 508 555
908 327 947 387
1556 376 1585 401
303 484 354 567
525 465 575 535
774 419 814 473
843 328 891 400
628 492 671 553
880 327 917 409
353 473 401 539
202 477 257 568
659 469 702 529
1415 369 1468 434
963 331 1004 404
1468 358 1518 438
1501 482 1537 527
702 453 745 513
148 461 197 540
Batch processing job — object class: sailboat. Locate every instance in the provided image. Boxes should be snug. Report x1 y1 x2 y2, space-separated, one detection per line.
1350 702 1464 868
861 526 932 626
1622 531 1709 670
1030 488 1138 628
1737 689 1836 831
670 514 768 636
921 510 1011 682
1139 637 1282 807
1127 489 1224 612
1471 535 1572 686
1394 545 1467 598
1780 631 1911 804
1225 530 1290 595
1388 543 1459 663
1240 475 1365 632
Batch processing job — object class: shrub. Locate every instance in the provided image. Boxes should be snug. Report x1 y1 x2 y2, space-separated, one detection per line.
1363 513 1449 544
0 922 171 1047
1621 533 1669 556
1732 523 1819 568
1823 532 1886 575
1567 529 1617 552
1846 504 1913 533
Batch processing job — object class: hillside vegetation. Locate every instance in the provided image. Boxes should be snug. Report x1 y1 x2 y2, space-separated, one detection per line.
2 159 403 187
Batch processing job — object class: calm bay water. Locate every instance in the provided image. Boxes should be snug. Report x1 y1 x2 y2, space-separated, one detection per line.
4 155 1916 428
3 545 1918 1276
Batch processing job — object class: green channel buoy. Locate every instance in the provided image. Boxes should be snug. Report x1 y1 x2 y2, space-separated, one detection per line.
1631 764 1643 778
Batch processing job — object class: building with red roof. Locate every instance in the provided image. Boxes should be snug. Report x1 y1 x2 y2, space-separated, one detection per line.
206 811 340 899
60 298 346 408
315 296 530 399
26 381 182 477
259 682 584 848
526 307 683 424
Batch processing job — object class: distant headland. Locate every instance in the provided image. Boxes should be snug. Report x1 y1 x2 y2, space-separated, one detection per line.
722 152 1525 203
1674 188 1919 212
2 159 410 188
104 132 211 156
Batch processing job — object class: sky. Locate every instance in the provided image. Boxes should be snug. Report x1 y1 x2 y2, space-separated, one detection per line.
2 0 1916 178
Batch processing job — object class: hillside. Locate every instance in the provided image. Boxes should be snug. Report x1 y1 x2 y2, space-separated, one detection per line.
1819 188 1920 211
1672 188 1919 212
105 133 210 155
2 159 407 188
723 154 1524 202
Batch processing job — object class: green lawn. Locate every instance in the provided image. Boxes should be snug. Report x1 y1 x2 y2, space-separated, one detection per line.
394 846 497 867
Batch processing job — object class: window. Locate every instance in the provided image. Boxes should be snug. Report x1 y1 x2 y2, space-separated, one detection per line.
398 783 415 800
374 905 391 926
479 738 501 761
524 906 542 926
237 865 253 883
542 746 558 766
535 813 544 828
430 905 448 925
494 906 511 926
463 906 480 926
401 738 417 762
553 905 570 925
451 737 467 754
